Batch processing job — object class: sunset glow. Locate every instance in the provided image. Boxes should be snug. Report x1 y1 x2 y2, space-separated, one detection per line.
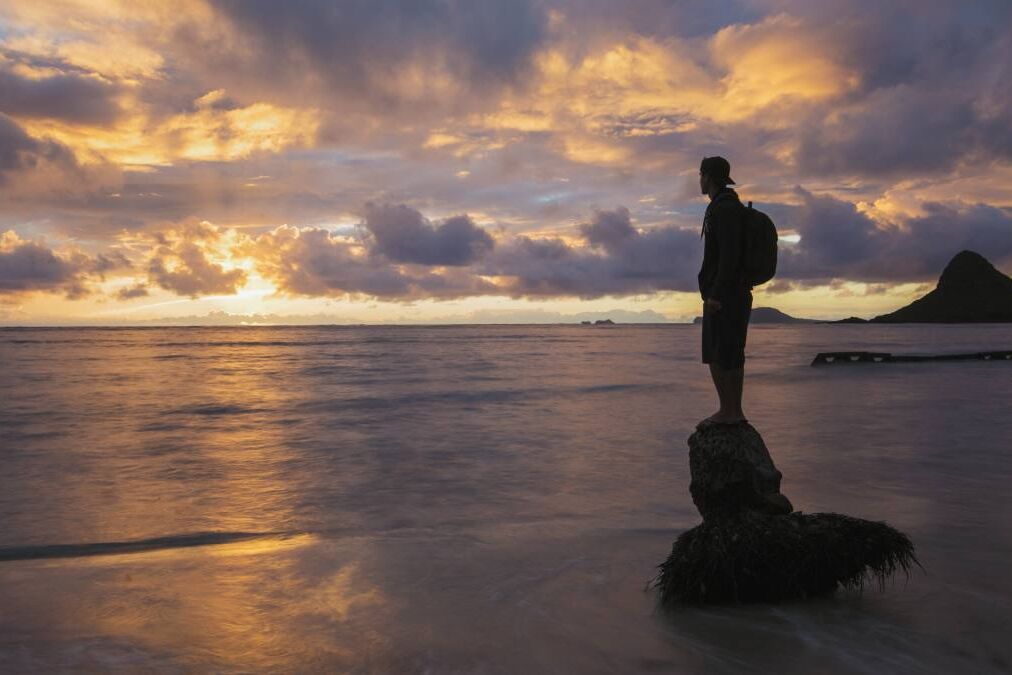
2 1 1010 324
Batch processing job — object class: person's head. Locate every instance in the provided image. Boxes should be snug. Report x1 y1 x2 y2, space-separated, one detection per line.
699 156 735 195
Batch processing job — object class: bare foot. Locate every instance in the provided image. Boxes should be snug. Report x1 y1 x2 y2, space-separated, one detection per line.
697 411 722 427
697 412 748 427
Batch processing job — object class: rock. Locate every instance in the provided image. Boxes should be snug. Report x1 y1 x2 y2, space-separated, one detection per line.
688 421 793 519
870 250 1012 323
653 422 922 605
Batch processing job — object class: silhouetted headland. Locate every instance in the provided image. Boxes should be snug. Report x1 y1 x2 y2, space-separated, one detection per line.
832 250 1012 323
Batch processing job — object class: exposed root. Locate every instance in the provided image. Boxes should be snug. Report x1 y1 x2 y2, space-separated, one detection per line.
652 511 923 606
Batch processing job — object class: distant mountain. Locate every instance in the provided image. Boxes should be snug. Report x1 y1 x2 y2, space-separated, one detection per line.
692 306 819 324
869 250 1012 323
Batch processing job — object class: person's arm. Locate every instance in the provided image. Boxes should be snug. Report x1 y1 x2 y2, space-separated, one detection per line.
697 259 707 301
710 203 743 303
699 207 716 301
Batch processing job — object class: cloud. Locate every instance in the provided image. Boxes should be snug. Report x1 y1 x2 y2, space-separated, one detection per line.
0 231 81 293
0 229 119 297
362 203 495 266
580 206 636 250
889 201 1012 276
243 210 701 303
145 220 247 297
14 90 320 168
177 0 548 116
709 13 861 111
0 113 78 184
479 207 701 298
795 85 984 179
0 56 122 124
244 224 497 300
116 283 149 300
1 1 1011 323
778 1 1012 178
778 187 1012 285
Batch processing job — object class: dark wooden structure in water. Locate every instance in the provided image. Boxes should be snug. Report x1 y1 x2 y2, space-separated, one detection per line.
811 350 1012 366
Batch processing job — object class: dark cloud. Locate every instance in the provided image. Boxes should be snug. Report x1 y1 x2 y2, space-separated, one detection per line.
795 86 991 179
180 0 548 113
0 238 80 293
0 114 38 174
890 201 1012 277
785 1 1012 177
90 251 133 277
0 113 78 184
0 232 112 298
479 207 701 298
116 284 150 300
777 188 1012 285
580 206 636 250
771 0 1012 91
782 187 879 274
251 205 708 301
0 59 122 125
246 225 497 300
363 203 495 266
550 0 763 41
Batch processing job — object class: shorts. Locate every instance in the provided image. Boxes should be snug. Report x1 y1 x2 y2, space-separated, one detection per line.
702 289 753 369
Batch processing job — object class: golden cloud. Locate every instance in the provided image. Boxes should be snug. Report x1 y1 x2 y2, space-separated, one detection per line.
709 13 861 119
142 220 249 297
19 91 320 166
443 16 862 168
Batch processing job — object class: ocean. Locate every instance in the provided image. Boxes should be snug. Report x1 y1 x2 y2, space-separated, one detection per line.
1 324 1010 673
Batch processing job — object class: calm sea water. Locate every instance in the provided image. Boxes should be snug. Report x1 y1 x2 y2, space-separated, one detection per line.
1 324 1010 674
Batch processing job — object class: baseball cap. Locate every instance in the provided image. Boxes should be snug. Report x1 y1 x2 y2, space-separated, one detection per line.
700 156 735 185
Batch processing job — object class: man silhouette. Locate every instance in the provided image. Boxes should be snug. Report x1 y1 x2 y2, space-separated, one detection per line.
697 156 752 427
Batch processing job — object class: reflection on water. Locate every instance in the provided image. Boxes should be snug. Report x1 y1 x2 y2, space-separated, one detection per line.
1 325 1011 672
0 530 306 561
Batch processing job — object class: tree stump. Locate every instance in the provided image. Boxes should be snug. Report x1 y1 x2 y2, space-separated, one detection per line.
653 422 922 605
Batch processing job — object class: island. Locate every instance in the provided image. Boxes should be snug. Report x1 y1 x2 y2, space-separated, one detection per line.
831 250 1012 323
692 306 820 325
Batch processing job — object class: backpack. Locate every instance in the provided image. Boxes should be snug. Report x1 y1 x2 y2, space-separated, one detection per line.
740 200 778 287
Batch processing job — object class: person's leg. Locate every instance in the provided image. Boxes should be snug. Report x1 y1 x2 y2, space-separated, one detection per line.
725 365 745 418
700 291 750 425
704 363 745 422
702 362 722 421
707 361 721 391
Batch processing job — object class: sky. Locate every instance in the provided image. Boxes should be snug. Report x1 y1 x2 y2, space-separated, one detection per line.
1 0 1011 324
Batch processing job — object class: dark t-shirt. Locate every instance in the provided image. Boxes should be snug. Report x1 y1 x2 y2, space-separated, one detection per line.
697 188 750 302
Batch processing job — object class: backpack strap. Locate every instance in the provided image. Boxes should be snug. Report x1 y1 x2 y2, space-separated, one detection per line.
701 190 738 238
740 200 753 287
